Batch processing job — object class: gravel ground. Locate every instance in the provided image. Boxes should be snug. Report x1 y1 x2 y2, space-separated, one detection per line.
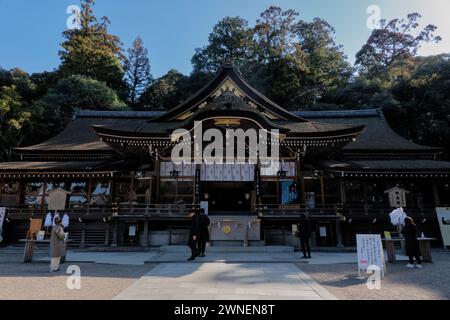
296 251 450 300
0 253 154 300
2 250 450 300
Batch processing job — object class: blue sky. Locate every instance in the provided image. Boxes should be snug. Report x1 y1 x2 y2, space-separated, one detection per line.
1 0 449 77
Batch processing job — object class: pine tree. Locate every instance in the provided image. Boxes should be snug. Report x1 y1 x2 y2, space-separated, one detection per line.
124 36 152 109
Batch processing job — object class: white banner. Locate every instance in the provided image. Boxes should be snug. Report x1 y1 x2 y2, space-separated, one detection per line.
357 234 386 277
436 207 450 249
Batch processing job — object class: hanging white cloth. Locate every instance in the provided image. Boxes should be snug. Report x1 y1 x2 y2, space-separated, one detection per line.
389 207 407 226
44 212 53 227
61 213 70 228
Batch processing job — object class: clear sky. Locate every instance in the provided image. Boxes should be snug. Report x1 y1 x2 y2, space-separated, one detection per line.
1 0 449 77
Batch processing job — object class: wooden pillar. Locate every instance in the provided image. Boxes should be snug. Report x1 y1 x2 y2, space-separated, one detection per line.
276 176 280 205
362 182 369 215
339 177 346 204
129 171 135 205
155 153 161 203
17 181 24 204
295 152 303 204
335 219 343 247
41 181 47 210
80 226 86 248
320 176 325 207
111 220 118 247
105 226 110 246
142 220 149 247
86 177 93 207
432 183 440 206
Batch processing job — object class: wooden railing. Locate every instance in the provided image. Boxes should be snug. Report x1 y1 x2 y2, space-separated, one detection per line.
256 204 339 217
256 203 438 218
116 204 197 218
4 203 437 220
4 203 198 220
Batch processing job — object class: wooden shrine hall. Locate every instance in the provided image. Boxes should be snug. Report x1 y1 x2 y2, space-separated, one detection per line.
1 64 450 247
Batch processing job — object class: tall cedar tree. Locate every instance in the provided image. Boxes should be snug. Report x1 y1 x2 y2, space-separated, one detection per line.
124 36 152 109
59 0 126 96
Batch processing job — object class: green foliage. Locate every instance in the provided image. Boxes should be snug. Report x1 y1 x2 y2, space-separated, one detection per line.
139 69 211 110
192 17 255 73
59 0 126 95
0 86 32 160
356 13 441 77
38 74 126 113
191 7 351 108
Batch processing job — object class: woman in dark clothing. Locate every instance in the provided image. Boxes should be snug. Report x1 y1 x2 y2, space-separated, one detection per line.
187 210 201 261
296 220 312 259
402 217 422 268
197 208 210 257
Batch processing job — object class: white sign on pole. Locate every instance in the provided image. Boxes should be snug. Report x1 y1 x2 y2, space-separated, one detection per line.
436 207 450 250
200 201 209 216
356 234 386 277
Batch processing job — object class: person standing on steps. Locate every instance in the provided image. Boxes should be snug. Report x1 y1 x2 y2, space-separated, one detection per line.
197 208 210 257
187 209 201 261
402 217 423 269
296 220 312 259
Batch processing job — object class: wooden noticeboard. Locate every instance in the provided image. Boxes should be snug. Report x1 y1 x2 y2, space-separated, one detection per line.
28 219 43 240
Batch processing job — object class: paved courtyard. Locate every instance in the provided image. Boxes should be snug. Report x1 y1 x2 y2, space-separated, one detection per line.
114 262 336 300
0 246 449 300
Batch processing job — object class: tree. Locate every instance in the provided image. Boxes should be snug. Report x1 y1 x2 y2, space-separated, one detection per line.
0 86 32 160
254 6 302 63
124 36 152 109
59 0 126 94
356 13 441 77
192 17 255 73
295 18 352 99
35 75 126 135
140 69 187 110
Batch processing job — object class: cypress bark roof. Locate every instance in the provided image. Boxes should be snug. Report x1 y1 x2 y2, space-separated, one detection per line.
13 108 441 158
293 109 440 152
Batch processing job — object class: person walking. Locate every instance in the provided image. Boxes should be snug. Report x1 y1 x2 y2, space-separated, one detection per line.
50 216 66 272
187 209 201 261
296 220 312 259
197 208 210 257
402 217 422 268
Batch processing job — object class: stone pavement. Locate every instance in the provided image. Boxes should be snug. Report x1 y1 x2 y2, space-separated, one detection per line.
113 262 337 300
34 246 409 265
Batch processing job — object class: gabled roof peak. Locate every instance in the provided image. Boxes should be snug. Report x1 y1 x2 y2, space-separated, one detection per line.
152 64 306 122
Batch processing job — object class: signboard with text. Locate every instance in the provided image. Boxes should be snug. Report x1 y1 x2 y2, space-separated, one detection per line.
436 207 450 249
357 234 386 277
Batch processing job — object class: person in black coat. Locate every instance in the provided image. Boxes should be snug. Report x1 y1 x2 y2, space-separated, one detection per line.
296 220 312 259
401 217 422 268
187 210 201 261
197 208 210 257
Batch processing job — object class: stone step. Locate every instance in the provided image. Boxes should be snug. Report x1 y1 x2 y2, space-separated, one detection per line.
159 245 294 253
